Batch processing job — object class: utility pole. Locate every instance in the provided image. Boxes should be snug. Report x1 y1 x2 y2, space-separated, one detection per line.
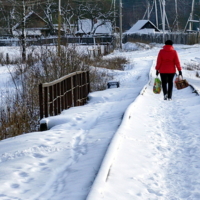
189 0 195 31
155 0 158 28
113 0 116 33
174 0 179 31
22 0 26 62
162 0 166 43
58 0 61 56
119 0 122 49
147 1 150 20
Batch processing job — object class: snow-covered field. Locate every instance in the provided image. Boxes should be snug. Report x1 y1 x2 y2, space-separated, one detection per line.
0 43 200 200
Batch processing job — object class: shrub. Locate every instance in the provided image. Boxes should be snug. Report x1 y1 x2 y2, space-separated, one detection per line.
0 45 128 139
184 62 200 71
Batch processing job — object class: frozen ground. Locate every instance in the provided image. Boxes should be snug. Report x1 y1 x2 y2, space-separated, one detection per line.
0 43 200 200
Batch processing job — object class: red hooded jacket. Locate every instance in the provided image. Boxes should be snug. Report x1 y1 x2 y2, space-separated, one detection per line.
155 45 182 73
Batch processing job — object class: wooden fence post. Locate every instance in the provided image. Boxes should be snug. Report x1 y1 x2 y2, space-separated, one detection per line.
57 82 61 114
53 84 57 115
87 71 90 93
49 86 53 116
39 83 43 120
61 80 64 110
44 87 48 117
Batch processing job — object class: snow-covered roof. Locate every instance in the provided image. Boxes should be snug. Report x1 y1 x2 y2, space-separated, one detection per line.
77 19 91 34
12 11 48 31
76 19 112 35
93 20 112 34
126 20 160 34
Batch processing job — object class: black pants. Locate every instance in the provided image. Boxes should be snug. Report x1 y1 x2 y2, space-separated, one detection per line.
160 73 175 99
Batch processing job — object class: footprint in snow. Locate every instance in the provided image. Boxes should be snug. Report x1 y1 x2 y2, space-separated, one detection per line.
147 188 163 196
76 116 82 121
11 183 20 189
32 153 46 158
18 172 29 177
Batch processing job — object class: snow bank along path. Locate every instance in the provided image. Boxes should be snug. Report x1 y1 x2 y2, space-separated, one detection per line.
0 49 154 200
86 64 200 199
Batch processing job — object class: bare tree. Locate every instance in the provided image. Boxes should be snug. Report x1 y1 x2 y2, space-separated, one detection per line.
61 1 76 35
41 0 57 35
0 1 16 35
75 0 114 35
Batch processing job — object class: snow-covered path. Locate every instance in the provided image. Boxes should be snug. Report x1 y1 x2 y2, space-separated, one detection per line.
1 44 200 200
86 72 200 199
0 47 154 200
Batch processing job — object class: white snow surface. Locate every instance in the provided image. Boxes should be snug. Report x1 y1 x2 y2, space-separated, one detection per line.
0 43 200 200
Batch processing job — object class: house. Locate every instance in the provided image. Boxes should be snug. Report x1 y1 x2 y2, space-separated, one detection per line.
0 28 10 38
12 11 52 38
126 20 160 34
63 23 77 35
76 19 112 36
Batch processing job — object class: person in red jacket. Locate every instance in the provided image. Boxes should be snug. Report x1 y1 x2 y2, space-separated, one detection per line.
155 40 182 100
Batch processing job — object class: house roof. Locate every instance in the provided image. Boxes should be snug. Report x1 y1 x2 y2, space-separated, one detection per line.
76 19 112 35
12 11 48 30
77 19 91 34
126 20 160 34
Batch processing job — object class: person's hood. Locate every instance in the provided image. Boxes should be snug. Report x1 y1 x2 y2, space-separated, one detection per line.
162 45 174 51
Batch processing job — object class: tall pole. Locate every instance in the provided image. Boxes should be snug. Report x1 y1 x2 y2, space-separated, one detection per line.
189 0 195 31
22 0 26 62
58 0 61 56
113 0 116 33
174 0 179 31
119 0 122 49
147 1 150 20
159 0 162 29
162 0 165 43
155 0 158 28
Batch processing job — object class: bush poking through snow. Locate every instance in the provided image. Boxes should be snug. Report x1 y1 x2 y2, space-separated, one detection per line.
123 42 155 51
184 62 200 71
90 56 127 71
184 62 200 78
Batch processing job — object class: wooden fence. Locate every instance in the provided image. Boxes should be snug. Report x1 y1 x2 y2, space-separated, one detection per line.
123 32 200 45
88 44 114 58
39 71 90 121
0 35 114 46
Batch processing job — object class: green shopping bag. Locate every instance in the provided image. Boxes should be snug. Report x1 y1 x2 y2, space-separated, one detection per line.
153 77 161 94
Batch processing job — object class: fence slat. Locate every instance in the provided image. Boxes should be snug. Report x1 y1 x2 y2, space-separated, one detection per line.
53 84 57 115
87 71 90 94
39 84 43 120
68 77 73 108
49 86 53 116
44 87 48 117
61 80 64 110
57 82 61 114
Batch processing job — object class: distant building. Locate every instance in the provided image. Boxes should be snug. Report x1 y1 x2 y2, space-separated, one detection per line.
0 28 10 38
126 20 160 34
12 11 52 37
76 19 112 36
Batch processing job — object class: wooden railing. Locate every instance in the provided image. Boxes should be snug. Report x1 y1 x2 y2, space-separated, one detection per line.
39 71 90 120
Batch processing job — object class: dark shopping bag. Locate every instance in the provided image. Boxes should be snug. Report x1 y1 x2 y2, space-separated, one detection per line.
175 75 189 90
153 77 161 94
